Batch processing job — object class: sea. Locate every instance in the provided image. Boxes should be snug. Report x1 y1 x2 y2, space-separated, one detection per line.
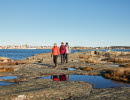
0 49 130 60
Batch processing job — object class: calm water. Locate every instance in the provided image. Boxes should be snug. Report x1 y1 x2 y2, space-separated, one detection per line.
0 76 18 86
39 75 130 88
0 49 130 60
0 76 18 80
0 49 51 60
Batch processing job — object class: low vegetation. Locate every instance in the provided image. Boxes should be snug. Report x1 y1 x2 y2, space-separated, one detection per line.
109 58 130 63
103 68 130 82
80 67 95 71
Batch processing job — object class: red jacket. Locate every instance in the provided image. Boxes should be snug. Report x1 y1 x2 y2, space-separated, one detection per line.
52 46 60 55
60 45 66 54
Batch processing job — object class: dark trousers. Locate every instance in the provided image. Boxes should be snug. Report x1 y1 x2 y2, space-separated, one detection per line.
60 54 65 64
53 55 58 67
65 54 69 63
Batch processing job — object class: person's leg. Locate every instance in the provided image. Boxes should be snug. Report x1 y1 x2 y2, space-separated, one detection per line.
66 54 68 63
55 55 58 67
61 54 63 64
64 54 67 63
63 54 66 63
53 55 56 67
53 55 55 64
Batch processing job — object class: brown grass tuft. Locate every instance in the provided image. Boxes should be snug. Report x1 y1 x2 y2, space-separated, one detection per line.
0 67 15 72
88 72 99 76
103 68 130 82
109 58 130 63
79 56 89 59
80 67 95 71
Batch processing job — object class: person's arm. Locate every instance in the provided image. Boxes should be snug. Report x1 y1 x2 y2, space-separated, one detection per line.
57 47 60 55
59 46 61 54
51 48 53 57
64 46 66 54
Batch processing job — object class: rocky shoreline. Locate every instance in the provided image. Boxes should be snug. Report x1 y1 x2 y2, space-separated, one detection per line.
0 51 130 100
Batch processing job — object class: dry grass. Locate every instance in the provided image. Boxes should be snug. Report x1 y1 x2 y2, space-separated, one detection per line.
88 72 99 76
79 56 89 59
85 59 101 64
0 67 15 72
103 68 130 82
80 67 95 71
0 61 29 67
109 58 130 63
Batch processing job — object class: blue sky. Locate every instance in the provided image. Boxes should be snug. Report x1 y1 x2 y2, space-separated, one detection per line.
0 0 130 47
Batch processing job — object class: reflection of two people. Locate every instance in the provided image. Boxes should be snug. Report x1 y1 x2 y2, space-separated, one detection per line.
51 75 69 81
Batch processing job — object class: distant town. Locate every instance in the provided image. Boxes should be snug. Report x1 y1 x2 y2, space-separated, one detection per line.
0 45 52 49
0 45 130 50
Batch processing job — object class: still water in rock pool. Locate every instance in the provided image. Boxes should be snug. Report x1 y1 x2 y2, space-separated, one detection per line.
0 76 18 86
110 65 120 67
61 68 77 70
39 75 130 88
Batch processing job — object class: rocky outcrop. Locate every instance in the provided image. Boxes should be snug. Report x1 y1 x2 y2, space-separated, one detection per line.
22 51 130 64
0 79 92 100
79 51 109 64
0 57 30 67
0 61 29 67
87 87 130 100
0 57 13 63
1 51 130 100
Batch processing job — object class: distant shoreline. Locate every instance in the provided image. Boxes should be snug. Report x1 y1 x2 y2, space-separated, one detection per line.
0 48 52 50
0 48 130 50
0 45 130 50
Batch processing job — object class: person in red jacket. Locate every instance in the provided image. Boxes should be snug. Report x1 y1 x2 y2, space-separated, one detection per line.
51 43 60 67
60 42 66 64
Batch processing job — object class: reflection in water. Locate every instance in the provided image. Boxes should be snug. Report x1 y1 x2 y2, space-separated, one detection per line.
61 68 77 71
39 74 130 88
51 75 69 81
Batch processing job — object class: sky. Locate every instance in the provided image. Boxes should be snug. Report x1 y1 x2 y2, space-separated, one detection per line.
0 0 130 47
